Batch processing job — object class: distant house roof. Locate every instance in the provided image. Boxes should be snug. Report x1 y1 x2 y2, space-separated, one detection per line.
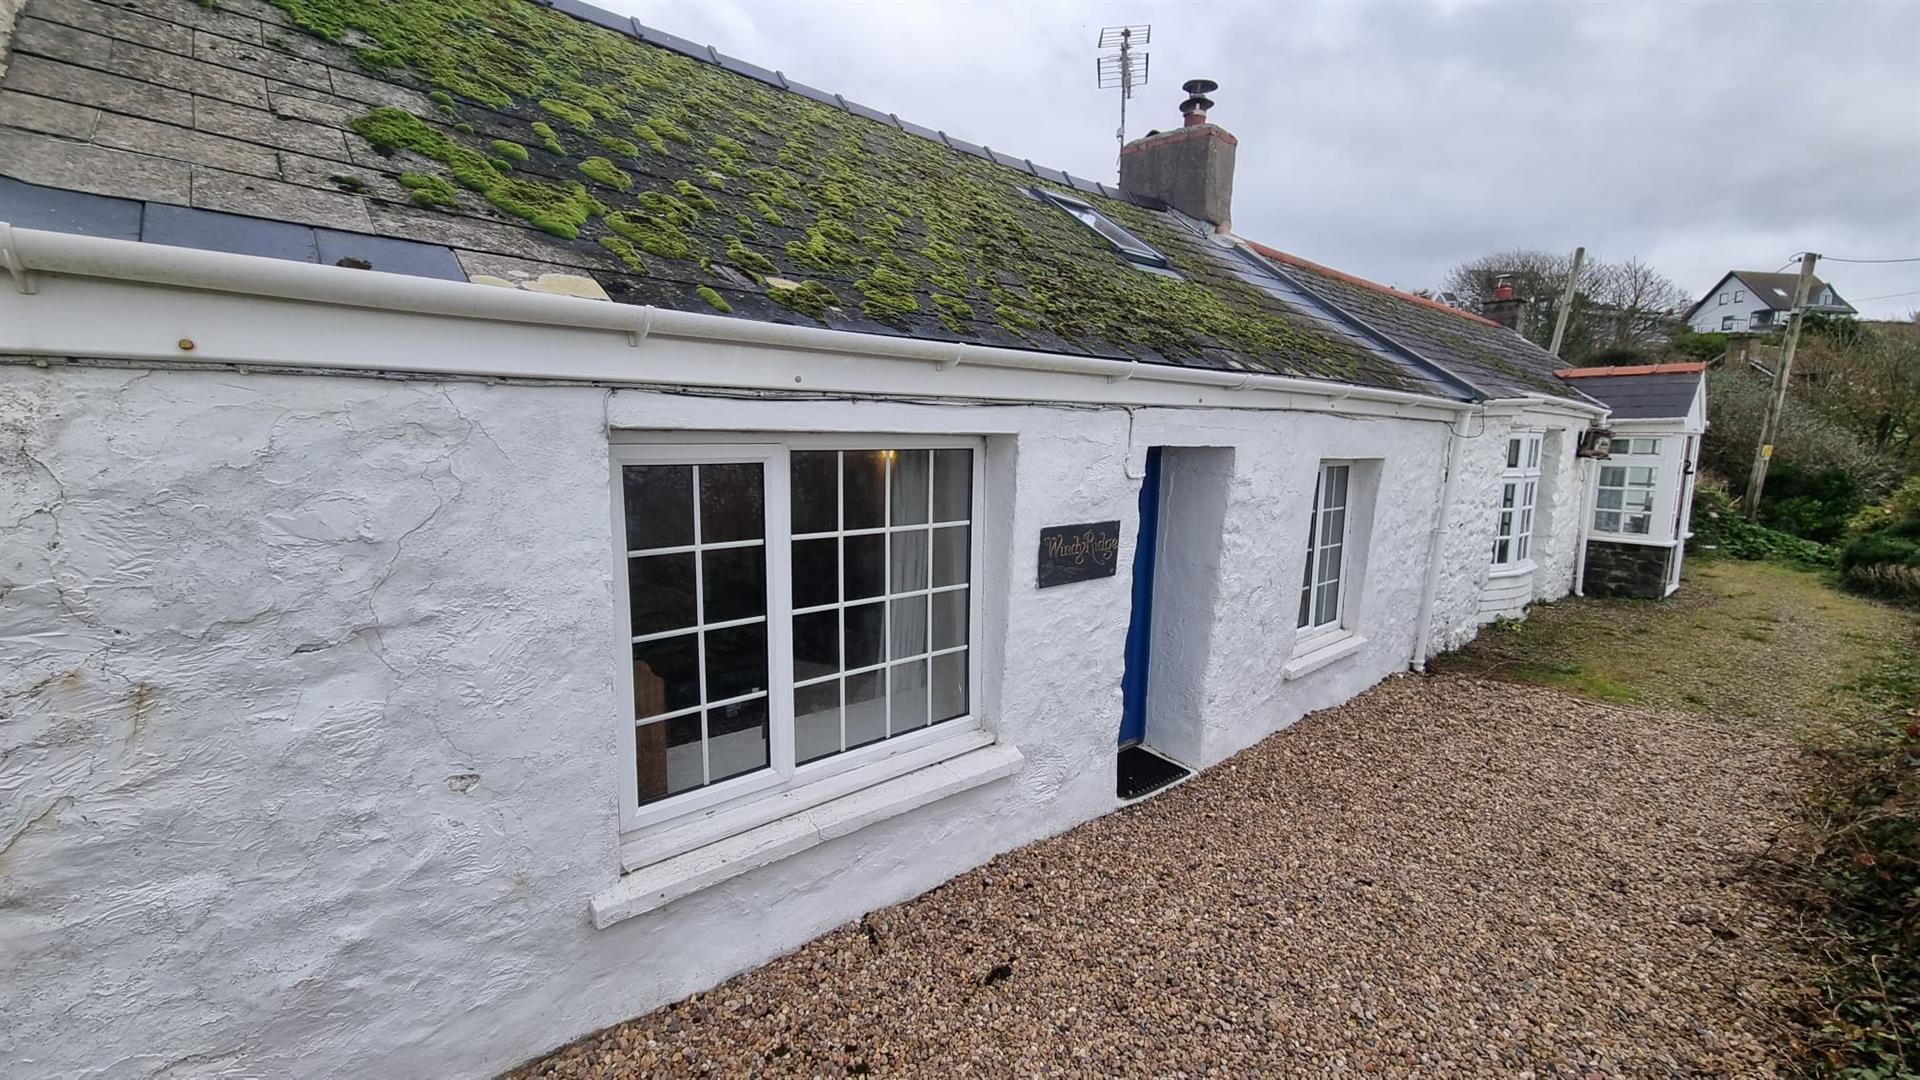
1685 270 1856 320
0 0 1591 406
1554 362 1703 421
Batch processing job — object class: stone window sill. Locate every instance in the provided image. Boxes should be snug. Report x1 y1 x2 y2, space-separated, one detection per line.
1487 560 1536 580
1283 632 1367 681
589 743 1024 929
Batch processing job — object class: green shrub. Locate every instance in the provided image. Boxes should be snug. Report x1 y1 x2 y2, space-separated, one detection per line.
1840 478 1920 601
1702 369 1902 507
1667 329 1728 362
1690 479 1835 568
1756 465 1865 544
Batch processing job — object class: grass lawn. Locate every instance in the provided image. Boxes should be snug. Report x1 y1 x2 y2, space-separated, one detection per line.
1438 556 1920 1077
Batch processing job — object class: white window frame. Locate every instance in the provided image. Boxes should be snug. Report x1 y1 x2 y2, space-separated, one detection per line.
609 434 987 838
1296 460 1353 649
1492 430 1543 570
1592 439 1663 537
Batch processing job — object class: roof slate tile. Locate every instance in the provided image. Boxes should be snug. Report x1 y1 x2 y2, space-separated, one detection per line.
0 124 192 203
108 37 270 110
27 0 194 54
0 87 100 139
189 165 372 231
191 28 331 92
142 200 318 260
5 52 192 125
194 95 349 159
12 15 115 66
95 109 282 177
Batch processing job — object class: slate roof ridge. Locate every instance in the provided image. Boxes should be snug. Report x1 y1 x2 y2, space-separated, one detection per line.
1555 361 1706 378
539 0 1159 211
1247 241 1504 329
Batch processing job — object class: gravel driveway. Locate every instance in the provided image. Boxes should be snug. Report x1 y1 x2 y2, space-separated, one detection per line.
510 675 1807 1077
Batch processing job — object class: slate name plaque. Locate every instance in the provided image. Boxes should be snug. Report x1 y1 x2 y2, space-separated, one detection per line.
1036 520 1123 588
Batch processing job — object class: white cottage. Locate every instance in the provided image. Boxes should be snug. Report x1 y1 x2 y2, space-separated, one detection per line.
1558 363 1709 598
0 0 1607 1074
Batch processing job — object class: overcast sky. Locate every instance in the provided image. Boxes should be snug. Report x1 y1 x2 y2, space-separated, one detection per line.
609 1 1920 320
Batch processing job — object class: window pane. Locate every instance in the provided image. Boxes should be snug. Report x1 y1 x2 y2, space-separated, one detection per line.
889 660 929 733
1600 466 1625 486
932 651 967 722
698 463 764 543
792 610 839 681
702 547 765 624
844 602 884 669
932 525 969 587
1317 541 1342 582
792 538 838 609
932 449 972 523
844 534 885 600
1629 467 1656 486
1516 535 1529 560
1501 483 1516 509
707 698 769 783
1328 465 1349 507
931 589 968 650
1597 489 1623 510
1506 439 1521 468
794 681 841 764
845 670 886 747
1494 539 1510 564
890 529 930 592
889 450 930 525
629 552 696 637
843 451 887 529
791 451 839 534
1314 580 1340 627
1320 506 1345 547
632 634 699 719
1497 511 1513 538
636 713 703 803
1297 584 1312 629
704 622 768 701
1626 514 1652 535
889 594 928 659
1594 510 1621 532
624 465 693 551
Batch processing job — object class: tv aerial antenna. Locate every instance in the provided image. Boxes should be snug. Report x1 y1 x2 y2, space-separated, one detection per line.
1097 25 1151 151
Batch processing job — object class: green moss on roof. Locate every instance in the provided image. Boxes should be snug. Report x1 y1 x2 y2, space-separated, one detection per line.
270 0 1413 384
399 172 459 208
696 286 733 313
490 138 530 164
579 156 632 191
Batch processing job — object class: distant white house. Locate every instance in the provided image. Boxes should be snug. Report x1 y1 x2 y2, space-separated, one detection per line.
1685 270 1856 333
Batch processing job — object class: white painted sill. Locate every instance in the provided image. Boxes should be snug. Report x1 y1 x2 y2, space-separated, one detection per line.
589 742 1024 929
1283 632 1368 681
1486 559 1536 580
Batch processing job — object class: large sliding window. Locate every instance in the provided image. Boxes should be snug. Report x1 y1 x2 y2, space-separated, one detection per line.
613 438 981 831
1492 431 1542 567
1297 461 1352 641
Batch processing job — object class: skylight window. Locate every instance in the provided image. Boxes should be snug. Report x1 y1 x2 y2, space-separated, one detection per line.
1033 189 1178 276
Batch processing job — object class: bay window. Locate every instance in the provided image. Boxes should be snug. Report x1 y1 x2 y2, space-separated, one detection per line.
612 438 982 832
1492 431 1542 567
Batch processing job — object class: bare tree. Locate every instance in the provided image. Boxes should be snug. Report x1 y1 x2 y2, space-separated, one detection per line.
1440 248 1688 361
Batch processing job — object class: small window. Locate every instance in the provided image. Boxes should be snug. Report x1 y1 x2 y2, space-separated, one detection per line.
1297 462 1351 638
1492 432 1543 567
1593 463 1658 536
1733 289 1744 302
1033 188 1177 275
1719 291 1729 304
1721 316 1735 331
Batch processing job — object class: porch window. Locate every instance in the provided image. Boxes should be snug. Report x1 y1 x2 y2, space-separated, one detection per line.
614 439 981 830
1297 461 1351 638
1593 444 1660 536
1492 431 1542 567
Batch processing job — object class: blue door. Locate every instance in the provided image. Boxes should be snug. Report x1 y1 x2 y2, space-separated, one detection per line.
1118 447 1162 746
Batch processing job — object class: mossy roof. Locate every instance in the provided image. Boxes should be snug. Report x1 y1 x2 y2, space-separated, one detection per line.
234 0 1454 394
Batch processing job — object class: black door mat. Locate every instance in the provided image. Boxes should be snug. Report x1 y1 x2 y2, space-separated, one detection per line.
1117 745 1191 800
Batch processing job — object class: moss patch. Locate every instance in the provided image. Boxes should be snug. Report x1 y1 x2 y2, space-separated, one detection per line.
399 172 460 208
490 139 530 164
529 121 565 156
695 286 733 313
578 156 633 191
767 279 838 321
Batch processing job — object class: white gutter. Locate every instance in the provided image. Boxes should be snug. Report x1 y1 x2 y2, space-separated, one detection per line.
1410 418 1469 671
1479 394 1611 420
0 224 1473 415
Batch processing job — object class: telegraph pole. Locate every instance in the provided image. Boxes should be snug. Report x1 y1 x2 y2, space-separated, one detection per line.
1547 245 1585 357
1744 251 1819 518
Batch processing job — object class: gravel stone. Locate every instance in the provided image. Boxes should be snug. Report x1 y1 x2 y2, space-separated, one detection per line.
507 675 1807 1078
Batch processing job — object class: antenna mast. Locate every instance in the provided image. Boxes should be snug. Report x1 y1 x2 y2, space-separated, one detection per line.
1097 25 1151 157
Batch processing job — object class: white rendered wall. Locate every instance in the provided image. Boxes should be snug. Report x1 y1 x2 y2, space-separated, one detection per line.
1 356 1458 1079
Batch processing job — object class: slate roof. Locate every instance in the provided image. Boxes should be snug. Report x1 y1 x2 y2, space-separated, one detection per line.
0 0 1586 406
1685 270 1856 319
1554 362 1703 421
1248 243 1588 401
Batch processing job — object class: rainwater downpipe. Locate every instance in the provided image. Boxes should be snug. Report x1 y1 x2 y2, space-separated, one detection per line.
1411 411 1472 671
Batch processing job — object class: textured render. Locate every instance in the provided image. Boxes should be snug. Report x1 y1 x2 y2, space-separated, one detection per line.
0 358 1457 1078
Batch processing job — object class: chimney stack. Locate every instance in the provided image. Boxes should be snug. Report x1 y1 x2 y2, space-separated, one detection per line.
1483 274 1528 334
1118 79 1236 231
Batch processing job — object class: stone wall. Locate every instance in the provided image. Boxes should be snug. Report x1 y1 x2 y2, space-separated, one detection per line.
1582 539 1674 599
1 357 1457 1078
